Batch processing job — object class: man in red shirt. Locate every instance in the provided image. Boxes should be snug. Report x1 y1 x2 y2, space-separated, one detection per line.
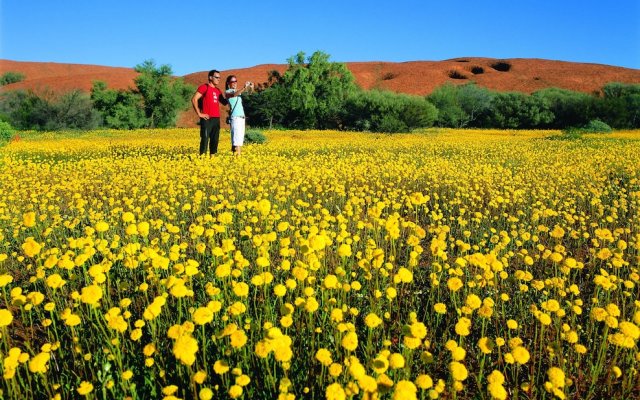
191 70 229 155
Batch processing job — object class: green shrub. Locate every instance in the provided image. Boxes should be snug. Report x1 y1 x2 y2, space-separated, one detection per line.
0 121 15 144
245 129 267 144
581 119 613 133
0 71 25 86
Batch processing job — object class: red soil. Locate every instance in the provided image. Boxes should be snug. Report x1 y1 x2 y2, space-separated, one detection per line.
3 58 640 128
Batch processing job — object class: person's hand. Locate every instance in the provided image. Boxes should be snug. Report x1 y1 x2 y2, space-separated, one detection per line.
200 113 210 120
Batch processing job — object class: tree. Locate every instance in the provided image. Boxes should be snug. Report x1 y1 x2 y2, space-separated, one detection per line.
599 82 640 128
133 60 194 128
427 83 494 128
280 51 358 129
456 83 495 127
91 81 146 129
243 70 288 129
532 88 594 128
427 83 466 127
486 92 553 129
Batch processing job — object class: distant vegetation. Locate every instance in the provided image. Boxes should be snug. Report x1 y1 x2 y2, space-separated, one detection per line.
0 53 639 132
0 60 192 130
0 71 25 86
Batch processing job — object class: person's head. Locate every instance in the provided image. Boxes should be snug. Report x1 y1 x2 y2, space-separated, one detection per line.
208 70 221 85
225 75 238 90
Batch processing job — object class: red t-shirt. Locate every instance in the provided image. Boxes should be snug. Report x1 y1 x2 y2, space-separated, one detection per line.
197 84 223 117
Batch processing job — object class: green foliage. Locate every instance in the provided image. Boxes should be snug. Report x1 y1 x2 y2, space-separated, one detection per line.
581 119 613 133
342 90 437 133
91 81 147 129
90 60 194 129
532 87 595 128
427 83 494 127
598 82 640 128
0 120 14 144
243 71 288 129
485 91 554 129
133 60 194 128
283 51 358 128
245 51 358 129
245 129 267 144
0 89 101 130
0 71 25 86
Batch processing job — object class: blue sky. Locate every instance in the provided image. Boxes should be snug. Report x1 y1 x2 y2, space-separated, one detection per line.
1 0 638 76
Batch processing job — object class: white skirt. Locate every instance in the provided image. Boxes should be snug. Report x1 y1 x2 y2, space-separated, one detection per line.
230 117 246 146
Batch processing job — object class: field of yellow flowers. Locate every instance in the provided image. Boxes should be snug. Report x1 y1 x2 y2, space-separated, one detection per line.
0 128 639 400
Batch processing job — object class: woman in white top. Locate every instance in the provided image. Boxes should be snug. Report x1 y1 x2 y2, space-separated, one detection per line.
225 75 253 156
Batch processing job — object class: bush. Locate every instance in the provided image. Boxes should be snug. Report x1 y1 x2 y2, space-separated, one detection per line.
0 121 15 144
343 90 437 133
0 71 25 86
582 119 613 133
245 129 267 144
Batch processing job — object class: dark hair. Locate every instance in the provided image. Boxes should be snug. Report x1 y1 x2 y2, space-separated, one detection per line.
208 69 220 78
225 75 237 90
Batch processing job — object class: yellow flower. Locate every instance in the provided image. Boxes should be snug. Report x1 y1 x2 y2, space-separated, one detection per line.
64 313 82 327
478 337 493 354
415 374 433 389
173 334 198 366
28 352 50 373
393 380 417 400
372 355 389 374
122 370 133 380
547 366 565 388
341 331 358 351
199 388 214 400
233 282 250 297
410 322 428 339
230 330 248 348
23 212 37 227
192 307 214 325
315 348 332 366
273 284 287 297
328 363 343 377
143 343 156 357
77 381 94 396
338 244 352 257
326 382 346 400
22 237 42 258
0 274 13 287
229 384 243 399
389 353 405 369
455 317 472 336
512 346 530 364
95 221 109 232
193 370 207 384
364 313 383 328
236 374 251 386
213 360 230 375
447 277 463 292
434 303 447 314
79 284 103 306
0 309 13 327
449 361 468 381
323 274 339 289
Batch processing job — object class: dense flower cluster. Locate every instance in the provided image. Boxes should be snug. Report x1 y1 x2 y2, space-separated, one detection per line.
0 128 639 399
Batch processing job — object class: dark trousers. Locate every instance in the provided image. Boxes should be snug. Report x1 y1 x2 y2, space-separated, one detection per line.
199 118 220 155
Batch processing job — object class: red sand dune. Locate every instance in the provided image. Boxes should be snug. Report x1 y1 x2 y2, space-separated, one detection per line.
2 58 640 128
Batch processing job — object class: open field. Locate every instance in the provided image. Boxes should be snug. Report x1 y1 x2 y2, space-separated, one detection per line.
0 129 639 399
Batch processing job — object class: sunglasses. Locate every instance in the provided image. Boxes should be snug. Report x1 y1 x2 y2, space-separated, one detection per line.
230 80 237 83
